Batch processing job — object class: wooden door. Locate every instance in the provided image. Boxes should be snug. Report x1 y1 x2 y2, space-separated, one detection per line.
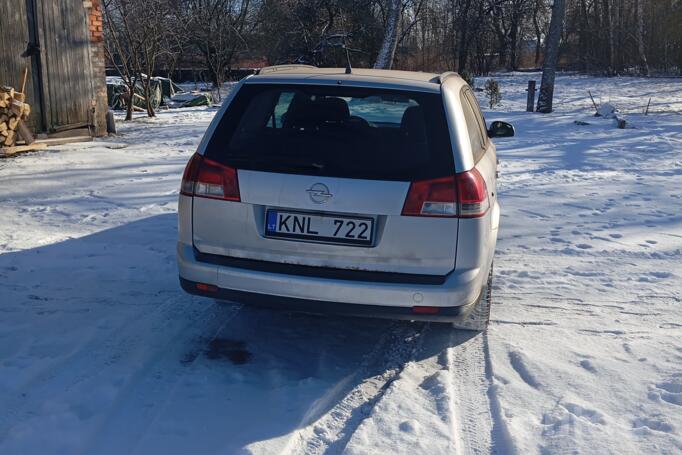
35 0 95 132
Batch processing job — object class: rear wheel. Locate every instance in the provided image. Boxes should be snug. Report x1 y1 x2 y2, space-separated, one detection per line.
456 263 493 331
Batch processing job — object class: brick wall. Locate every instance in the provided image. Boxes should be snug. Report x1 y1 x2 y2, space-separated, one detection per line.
84 0 107 136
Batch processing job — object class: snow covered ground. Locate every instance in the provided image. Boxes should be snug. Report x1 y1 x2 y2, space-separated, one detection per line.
0 74 680 454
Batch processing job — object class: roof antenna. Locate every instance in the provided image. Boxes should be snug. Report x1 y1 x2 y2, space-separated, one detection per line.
343 34 352 74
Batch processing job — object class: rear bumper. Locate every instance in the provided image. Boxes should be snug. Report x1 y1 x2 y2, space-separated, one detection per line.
180 277 477 322
178 242 485 314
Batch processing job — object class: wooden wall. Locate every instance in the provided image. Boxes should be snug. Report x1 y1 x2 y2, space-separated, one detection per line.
0 0 105 135
0 1 42 132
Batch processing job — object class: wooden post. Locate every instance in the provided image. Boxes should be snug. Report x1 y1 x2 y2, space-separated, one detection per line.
588 90 598 113
526 80 536 112
106 110 117 135
14 68 28 103
20 66 28 93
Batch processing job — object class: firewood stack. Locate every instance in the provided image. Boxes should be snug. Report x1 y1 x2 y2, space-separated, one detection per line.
0 86 33 147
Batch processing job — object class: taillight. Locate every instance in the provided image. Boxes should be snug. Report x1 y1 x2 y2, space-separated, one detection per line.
401 169 488 218
402 175 457 217
455 168 489 218
180 153 202 196
179 153 240 202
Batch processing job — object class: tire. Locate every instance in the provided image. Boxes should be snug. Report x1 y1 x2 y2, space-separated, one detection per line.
456 263 493 331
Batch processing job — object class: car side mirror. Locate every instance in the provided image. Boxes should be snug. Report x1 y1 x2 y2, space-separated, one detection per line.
487 121 515 138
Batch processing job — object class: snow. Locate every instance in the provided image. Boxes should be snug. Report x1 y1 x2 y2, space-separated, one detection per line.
596 102 616 118
1 74 681 454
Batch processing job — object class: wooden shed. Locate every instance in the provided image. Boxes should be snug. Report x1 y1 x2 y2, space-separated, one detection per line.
0 0 107 137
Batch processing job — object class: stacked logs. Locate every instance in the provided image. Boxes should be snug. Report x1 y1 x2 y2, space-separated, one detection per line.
0 86 34 147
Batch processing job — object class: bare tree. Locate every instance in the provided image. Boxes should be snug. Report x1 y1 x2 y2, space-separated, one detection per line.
604 0 615 74
635 0 649 76
454 0 480 73
185 0 254 101
374 0 426 69
162 9 189 78
537 0 566 113
104 0 181 118
135 0 176 117
374 0 403 69
103 0 682 97
103 0 140 121
531 0 547 65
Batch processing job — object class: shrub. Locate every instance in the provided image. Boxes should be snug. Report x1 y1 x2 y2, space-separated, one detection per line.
484 79 502 109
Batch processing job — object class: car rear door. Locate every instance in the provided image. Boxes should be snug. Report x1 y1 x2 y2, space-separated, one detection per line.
190 82 461 276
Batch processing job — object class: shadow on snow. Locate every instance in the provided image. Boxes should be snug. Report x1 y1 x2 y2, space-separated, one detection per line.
0 213 477 453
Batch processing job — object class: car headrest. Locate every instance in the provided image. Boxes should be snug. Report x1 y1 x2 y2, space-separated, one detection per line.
400 105 427 142
312 97 350 123
284 96 350 128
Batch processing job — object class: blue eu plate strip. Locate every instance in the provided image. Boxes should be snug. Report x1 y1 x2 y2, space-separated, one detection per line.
266 211 278 233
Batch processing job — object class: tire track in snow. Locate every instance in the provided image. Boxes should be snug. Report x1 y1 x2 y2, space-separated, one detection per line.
283 326 506 455
482 332 518 455
279 322 429 455
446 331 495 455
383 328 498 455
80 301 243 455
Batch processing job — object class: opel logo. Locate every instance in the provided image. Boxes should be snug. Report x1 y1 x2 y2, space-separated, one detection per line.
306 183 333 204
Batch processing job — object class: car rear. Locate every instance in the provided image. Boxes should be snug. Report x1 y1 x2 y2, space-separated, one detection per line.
177 69 495 322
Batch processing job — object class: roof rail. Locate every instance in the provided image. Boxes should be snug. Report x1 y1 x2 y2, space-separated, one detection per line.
257 64 317 75
437 71 459 84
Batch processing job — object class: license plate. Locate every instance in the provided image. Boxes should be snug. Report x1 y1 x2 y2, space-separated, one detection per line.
265 210 374 246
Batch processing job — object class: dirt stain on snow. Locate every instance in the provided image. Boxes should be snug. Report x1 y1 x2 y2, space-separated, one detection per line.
205 338 252 365
181 332 253 366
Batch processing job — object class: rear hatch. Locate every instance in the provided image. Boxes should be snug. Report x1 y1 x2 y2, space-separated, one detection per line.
188 82 459 276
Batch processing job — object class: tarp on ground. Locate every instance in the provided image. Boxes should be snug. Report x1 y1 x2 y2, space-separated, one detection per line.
167 91 213 108
106 77 162 111
155 77 184 100
179 93 212 107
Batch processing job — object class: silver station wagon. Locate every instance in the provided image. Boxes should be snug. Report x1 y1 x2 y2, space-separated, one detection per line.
177 66 514 330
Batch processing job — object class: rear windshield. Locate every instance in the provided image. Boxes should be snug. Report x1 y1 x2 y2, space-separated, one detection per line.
204 83 455 181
